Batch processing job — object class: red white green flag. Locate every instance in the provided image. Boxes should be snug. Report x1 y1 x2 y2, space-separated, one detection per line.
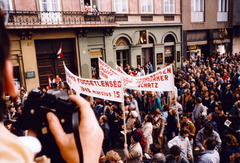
57 42 63 59
47 73 51 90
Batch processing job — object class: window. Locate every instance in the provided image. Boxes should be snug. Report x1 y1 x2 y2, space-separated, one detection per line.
217 0 228 22
0 0 13 10
114 0 128 13
218 0 228 12
193 0 204 12
164 0 174 14
116 51 129 68
39 0 61 11
191 0 204 22
141 0 153 13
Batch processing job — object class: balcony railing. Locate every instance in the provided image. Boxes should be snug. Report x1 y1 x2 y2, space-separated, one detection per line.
6 11 116 27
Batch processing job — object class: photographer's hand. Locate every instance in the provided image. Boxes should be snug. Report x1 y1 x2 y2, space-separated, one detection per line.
46 94 104 163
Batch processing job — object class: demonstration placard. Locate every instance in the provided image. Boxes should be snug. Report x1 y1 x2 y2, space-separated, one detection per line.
64 63 123 103
99 58 175 92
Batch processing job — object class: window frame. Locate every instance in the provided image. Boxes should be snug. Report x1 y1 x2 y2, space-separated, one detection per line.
0 0 13 11
113 0 128 13
164 0 175 14
39 0 61 12
140 0 153 14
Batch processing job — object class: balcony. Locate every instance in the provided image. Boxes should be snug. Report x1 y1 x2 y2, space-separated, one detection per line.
6 11 118 29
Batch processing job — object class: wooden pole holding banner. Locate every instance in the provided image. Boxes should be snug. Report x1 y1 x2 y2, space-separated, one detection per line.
174 90 180 133
120 77 127 144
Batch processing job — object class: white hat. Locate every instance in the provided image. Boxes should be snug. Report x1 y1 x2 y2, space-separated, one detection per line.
131 111 138 118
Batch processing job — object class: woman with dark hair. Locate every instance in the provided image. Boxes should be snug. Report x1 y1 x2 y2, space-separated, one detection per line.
131 119 146 153
221 134 240 163
141 114 153 153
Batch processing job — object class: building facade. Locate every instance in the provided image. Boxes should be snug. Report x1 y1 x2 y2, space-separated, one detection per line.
3 0 182 91
182 0 233 59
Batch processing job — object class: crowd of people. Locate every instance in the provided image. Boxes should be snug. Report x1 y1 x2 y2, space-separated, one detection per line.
3 51 240 163
93 52 240 163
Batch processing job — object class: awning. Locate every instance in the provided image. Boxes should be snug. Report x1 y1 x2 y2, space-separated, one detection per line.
214 39 230 44
187 40 208 46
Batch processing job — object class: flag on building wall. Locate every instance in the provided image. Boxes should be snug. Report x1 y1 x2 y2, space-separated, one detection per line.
47 73 51 90
56 42 63 59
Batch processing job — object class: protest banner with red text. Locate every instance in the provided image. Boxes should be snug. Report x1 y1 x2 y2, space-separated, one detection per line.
64 62 123 102
99 58 174 92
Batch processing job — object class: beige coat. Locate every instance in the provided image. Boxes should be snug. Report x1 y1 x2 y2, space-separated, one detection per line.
0 123 50 163
123 142 143 163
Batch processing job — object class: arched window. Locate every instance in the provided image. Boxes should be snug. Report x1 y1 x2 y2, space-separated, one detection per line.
164 34 175 43
116 37 130 46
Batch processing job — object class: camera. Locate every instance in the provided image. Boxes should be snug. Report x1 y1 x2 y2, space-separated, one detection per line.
22 89 80 163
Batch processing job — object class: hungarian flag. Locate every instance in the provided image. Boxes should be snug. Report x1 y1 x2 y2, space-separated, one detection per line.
47 73 51 90
56 42 63 59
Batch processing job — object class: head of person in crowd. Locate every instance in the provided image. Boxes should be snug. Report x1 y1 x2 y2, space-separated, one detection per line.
195 97 202 105
180 128 190 138
17 105 23 115
106 150 122 163
149 144 161 156
132 119 141 129
170 145 181 160
99 115 108 125
144 114 153 123
204 123 214 136
110 104 118 112
155 108 161 117
4 119 12 131
182 113 189 123
206 112 213 121
225 134 238 147
162 104 169 112
152 153 166 163
131 134 141 145
203 137 216 150
125 96 132 105
214 105 222 114
0 13 19 118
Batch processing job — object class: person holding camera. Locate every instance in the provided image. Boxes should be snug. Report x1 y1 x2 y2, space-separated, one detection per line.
0 9 103 163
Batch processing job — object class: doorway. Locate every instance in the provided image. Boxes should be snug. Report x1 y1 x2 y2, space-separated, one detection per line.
35 39 76 88
142 48 153 66
164 46 174 64
116 50 129 67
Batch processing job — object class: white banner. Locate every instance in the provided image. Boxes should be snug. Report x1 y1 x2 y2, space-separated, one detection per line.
99 58 174 92
64 63 123 103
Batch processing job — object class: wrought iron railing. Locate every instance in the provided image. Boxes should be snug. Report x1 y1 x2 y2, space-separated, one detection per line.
6 11 116 26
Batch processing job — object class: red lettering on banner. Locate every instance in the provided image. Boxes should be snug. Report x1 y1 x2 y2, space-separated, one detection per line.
167 68 171 73
165 75 168 81
67 78 72 85
113 81 117 87
160 76 164 81
101 81 105 87
92 90 112 97
163 70 166 74
118 81 121 87
159 71 162 75
80 86 91 93
137 82 158 88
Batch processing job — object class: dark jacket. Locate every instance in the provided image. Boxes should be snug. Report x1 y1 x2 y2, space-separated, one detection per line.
165 154 189 163
220 146 240 163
